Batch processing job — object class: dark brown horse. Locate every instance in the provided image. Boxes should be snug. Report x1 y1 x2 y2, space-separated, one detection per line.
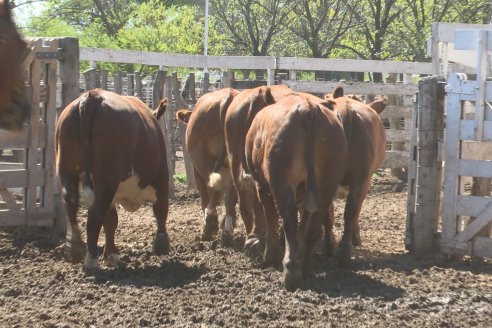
0 0 30 130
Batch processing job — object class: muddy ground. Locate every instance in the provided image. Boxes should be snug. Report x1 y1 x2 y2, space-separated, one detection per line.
1 170 491 327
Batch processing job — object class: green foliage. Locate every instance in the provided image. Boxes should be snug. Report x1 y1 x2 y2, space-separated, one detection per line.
174 173 187 183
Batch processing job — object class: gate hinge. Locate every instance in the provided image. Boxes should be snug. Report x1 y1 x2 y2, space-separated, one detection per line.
35 48 63 60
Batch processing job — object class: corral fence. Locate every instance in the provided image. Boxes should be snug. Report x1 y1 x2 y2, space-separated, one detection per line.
3 24 491 261
78 46 434 185
406 24 492 259
0 37 79 231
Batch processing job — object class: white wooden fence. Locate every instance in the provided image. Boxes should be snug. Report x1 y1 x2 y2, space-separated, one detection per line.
441 29 492 258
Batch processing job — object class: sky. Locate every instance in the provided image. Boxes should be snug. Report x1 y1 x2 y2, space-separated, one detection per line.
11 0 47 28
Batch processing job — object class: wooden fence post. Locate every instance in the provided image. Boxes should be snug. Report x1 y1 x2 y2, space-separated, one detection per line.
83 68 99 90
55 37 80 234
222 71 234 88
406 75 445 256
202 72 210 95
114 72 123 95
101 70 108 90
152 69 174 198
387 74 407 180
127 74 134 96
135 71 143 98
164 75 175 198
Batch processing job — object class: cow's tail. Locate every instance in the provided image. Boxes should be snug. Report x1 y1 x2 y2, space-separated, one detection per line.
209 90 237 193
301 103 319 214
79 90 103 206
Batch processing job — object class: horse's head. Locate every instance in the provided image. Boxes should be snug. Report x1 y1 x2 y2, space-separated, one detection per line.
0 0 30 131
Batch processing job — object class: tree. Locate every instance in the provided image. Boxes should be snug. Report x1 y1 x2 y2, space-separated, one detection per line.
340 0 405 82
289 0 355 80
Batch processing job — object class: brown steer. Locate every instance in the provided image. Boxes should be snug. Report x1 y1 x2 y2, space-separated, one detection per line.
324 87 387 266
223 85 293 247
0 0 30 130
246 94 348 291
56 89 170 269
176 88 239 244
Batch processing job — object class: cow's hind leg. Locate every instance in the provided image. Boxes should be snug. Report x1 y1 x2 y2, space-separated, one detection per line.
220 181 237 246
336 180 370 267
85 188 115 270
103 206 119 267
322 203 337 257
61 173 85 263
300 211 322 279
276 187 302 292
153 182 170 255
196 169 218 241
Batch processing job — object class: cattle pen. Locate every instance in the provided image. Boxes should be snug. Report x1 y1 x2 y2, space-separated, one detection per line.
0 23 491 328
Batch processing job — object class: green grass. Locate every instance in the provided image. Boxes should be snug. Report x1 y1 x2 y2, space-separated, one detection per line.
173 173 187 183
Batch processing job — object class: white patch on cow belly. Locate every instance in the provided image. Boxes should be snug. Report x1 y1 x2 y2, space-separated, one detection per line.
113 175 157 212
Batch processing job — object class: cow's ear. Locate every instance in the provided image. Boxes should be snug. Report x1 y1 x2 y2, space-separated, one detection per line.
153 98 167 120
176 109 192 124
319 99 336 111
369 97 387 114
264 87 275 105
333 86 344 99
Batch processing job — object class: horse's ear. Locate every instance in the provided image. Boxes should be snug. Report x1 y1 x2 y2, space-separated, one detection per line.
333 87 344 98
176 108 192 124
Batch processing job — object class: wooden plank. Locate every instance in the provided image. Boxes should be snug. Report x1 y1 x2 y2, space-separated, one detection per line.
472 237 492 258
26 41 43 226
461 120 492 141
0 124 47 149
457 203 492 243
405 95 419 249
381 150 409 169
454 29 492 51
386 129 411 143
442 76 464 242
283 80 418 96
0 163 25 171
434 22 492 43
457 195 492 217
379 106 413 119
459 159 492 178
80 48 275 70
278 57 432 74
0 209 26 226
42 53 58 217
0 169 46 188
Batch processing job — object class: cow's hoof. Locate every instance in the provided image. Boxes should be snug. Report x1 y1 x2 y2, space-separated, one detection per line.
201 215 219 241
322 237 337 257
264 246 282 267
335 246 352 268
154 232 170 255
243 236 263 259
352 235 362 247
283 262 302 292
84 254 99 270
104 253 120 267
65 239 86 263
221 230 234 247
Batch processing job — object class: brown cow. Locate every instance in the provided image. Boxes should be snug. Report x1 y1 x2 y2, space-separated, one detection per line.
56 89 170 269
223 85 293 248
176 88 239 244
0 0 30 130
246 94 348 291
324 87 387 266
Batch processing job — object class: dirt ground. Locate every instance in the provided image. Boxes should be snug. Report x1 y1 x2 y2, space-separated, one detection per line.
1 169 491 327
